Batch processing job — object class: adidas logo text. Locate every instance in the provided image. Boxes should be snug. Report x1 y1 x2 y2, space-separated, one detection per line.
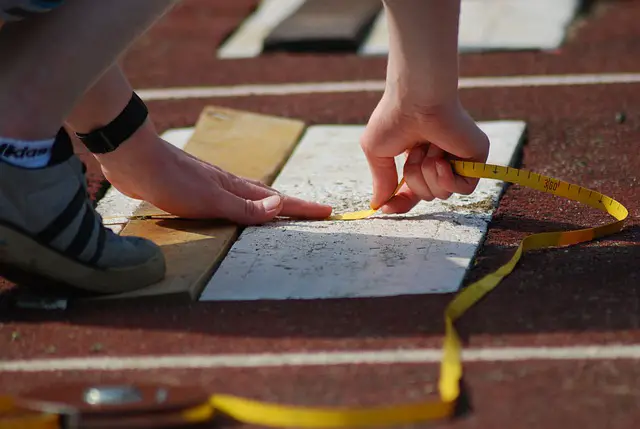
0 143 50 159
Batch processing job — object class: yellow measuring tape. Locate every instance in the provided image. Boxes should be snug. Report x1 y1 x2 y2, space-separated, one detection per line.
1 161 628 429
182 161 628 427
0 396 59 429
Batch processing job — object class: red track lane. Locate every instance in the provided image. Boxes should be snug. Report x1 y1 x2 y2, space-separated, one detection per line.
1 361 639 429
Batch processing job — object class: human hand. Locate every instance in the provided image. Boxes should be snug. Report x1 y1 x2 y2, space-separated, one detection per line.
360 94 490 214
92 132 333 224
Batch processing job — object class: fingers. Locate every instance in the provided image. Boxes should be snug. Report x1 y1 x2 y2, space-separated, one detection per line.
216 189 285 225
379 182 421 214
436 114 489 196
279 194 333 219
420 145 452 200
375 144 453 214
359 111 405 210
403 145 435 203
225 174 333 221
434 157 479 195
401 143 476 208
404 104 489 199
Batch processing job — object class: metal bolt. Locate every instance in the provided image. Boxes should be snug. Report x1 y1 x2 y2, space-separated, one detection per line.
83 386 143 406
155 388 168 403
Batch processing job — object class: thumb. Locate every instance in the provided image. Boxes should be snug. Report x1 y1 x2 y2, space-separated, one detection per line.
365 155 399 209
360 120 405 209
218 191 283 225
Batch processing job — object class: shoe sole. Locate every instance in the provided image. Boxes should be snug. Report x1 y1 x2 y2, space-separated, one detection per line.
0 224 166 295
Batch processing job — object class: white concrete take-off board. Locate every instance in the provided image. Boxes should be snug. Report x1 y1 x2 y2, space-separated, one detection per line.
361 0 581 55
201 121 526 301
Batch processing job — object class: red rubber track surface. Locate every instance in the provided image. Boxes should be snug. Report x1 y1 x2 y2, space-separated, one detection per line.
1 1 639 428
1 361 640 429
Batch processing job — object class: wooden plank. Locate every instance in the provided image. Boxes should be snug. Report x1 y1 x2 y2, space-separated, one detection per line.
90 106 306 301
262 0 381 53
99 218 238 301
201 121 526 301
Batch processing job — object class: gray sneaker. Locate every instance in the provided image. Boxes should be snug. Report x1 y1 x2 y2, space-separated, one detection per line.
0 128 166 294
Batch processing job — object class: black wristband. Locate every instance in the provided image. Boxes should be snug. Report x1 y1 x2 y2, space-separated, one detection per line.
75 92 148 154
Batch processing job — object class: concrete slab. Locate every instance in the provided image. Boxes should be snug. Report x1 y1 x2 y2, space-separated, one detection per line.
360 0 582 55
201 121 526 301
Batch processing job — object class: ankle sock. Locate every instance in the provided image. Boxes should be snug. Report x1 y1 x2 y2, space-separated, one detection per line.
0 136 55 168
0 128 74 169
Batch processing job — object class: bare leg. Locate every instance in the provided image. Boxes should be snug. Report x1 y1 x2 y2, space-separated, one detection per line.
0 0 180 294
0 0 179 140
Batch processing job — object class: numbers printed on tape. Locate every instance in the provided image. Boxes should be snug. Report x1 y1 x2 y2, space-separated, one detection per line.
543 177 560 192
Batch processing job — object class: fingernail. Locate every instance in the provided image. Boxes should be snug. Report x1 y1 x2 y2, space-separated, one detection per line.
436 160 446 177
262 195 281 211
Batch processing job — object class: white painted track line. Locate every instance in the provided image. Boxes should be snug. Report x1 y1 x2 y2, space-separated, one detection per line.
201 121 524 301
3 345 640 372
136 73 640 101
217 0 305 59
96 127 194 224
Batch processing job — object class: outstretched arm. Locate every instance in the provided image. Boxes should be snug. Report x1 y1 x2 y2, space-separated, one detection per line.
360 0 489 213
383 0 461 106
64 64 333 223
